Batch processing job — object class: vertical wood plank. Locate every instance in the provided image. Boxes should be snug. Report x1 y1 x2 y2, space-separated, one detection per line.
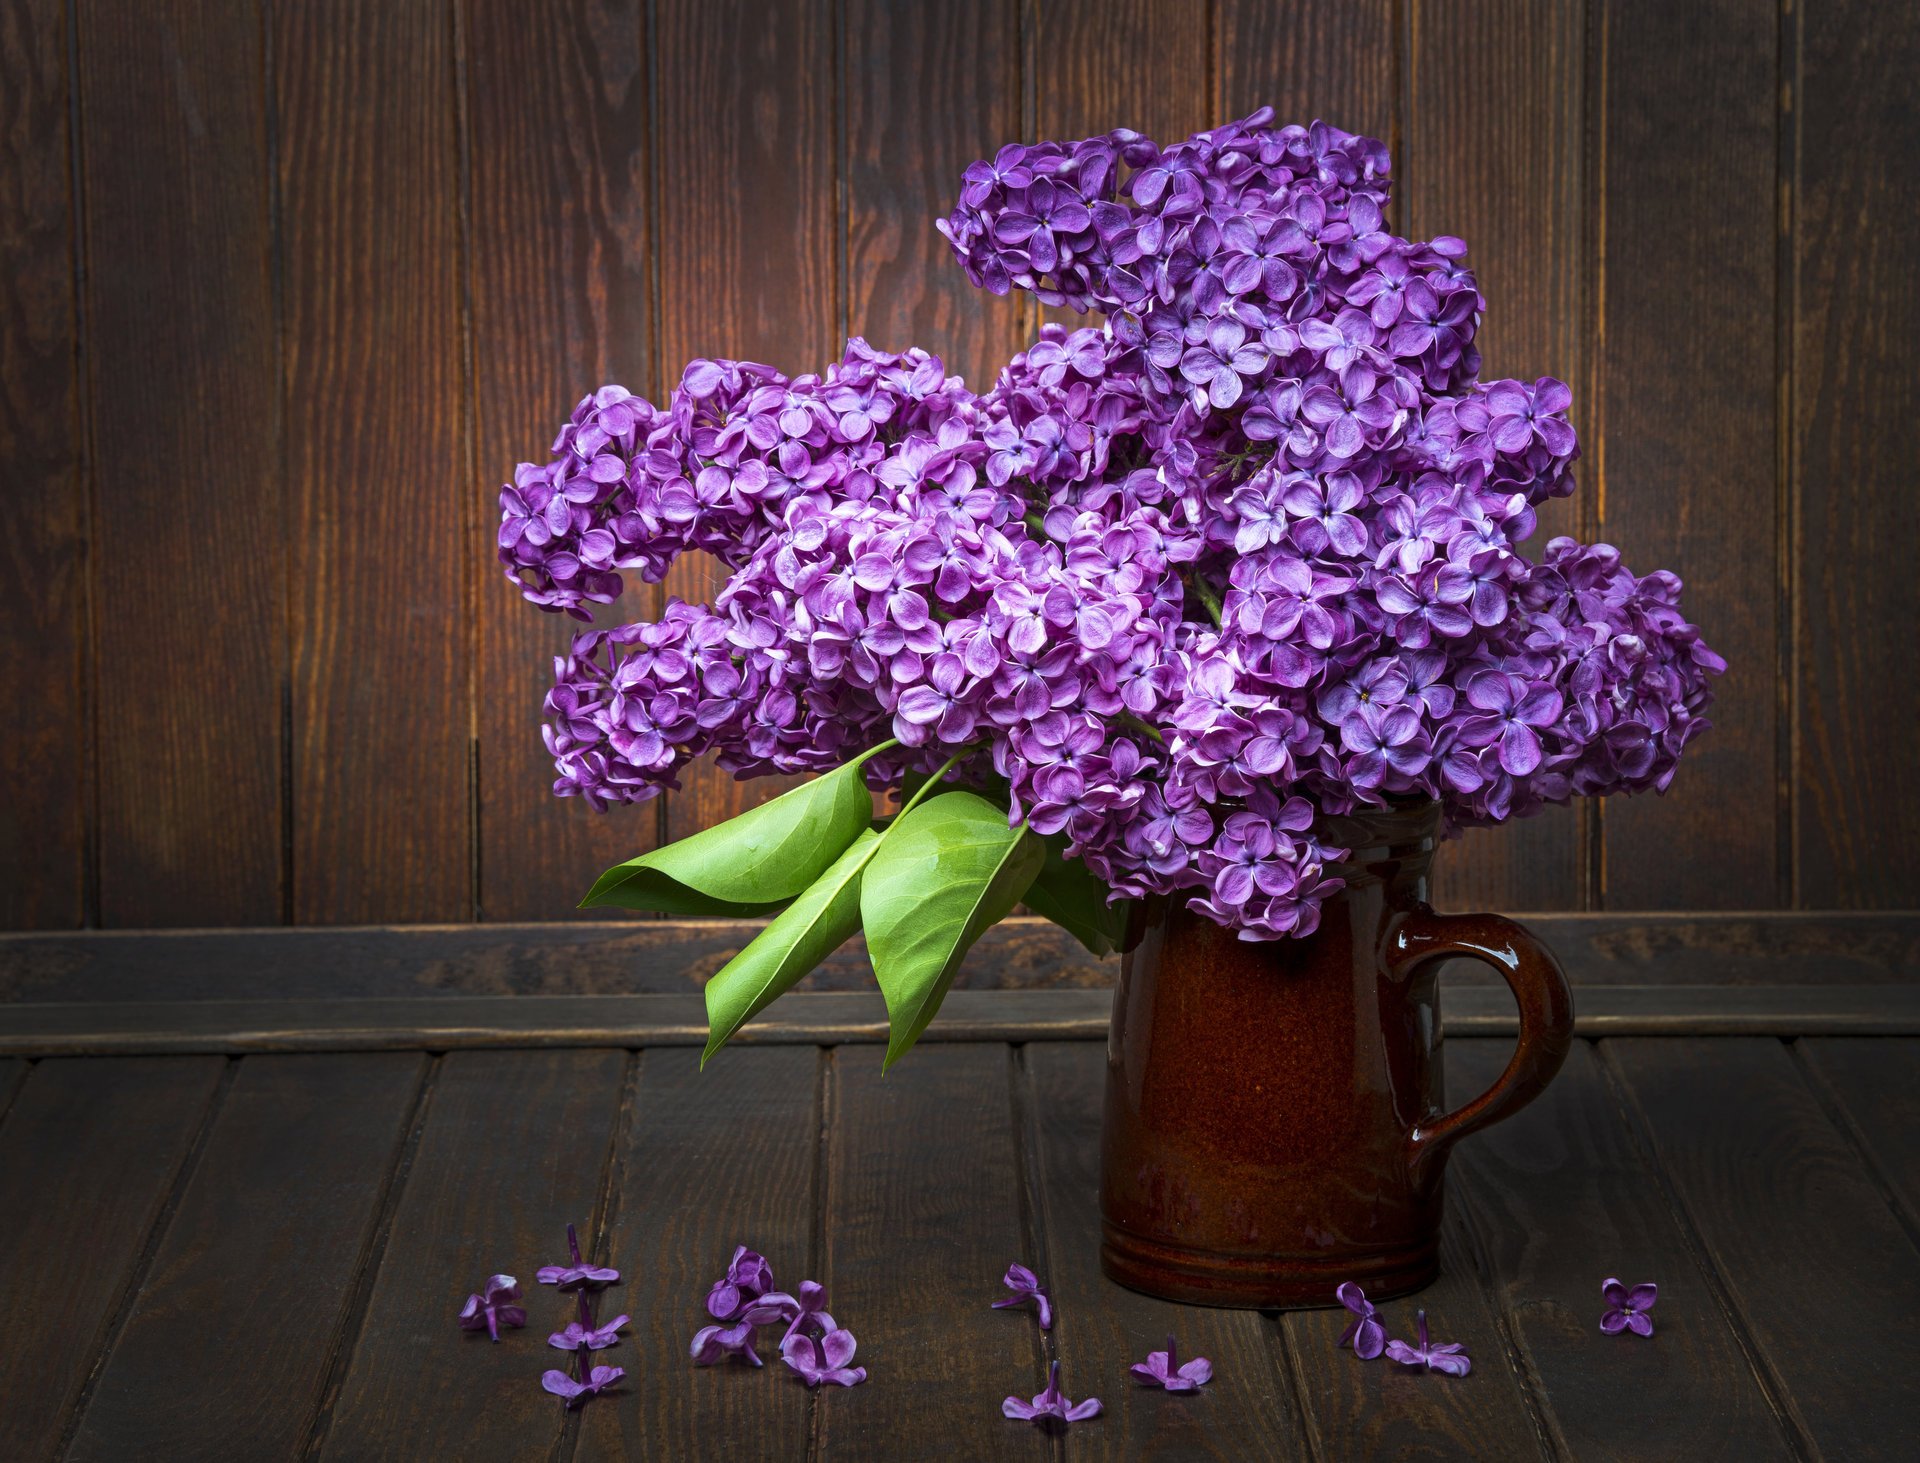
0 1056 224 1462
79 0 281 928
1025 1043 1308 1461
1217 0 1398 147
1796 1037 1920 1237
1793 2 1920 906
1595 0 1779 908
1038 0 1212 145
576 1046 817 1460
654 0 836 841
0 0 82 930
843 0 1022 391
279 0 470 922
1448 1040 1796 1460
1031 0 1214 336
315 1049 625 1461
1605 1037 1920 1458
818 1045 1048 1461
466 0 659 920
64 1054 424 1462
1278 1205 1551 1460
1407 0 1589 914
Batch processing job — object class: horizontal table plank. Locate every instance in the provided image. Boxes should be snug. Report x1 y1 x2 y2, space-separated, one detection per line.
4 984 1919 1056
5 910 1917 1002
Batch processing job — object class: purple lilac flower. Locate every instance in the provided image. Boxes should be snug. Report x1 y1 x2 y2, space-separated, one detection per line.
1600 1278 1658 1336
542 1364 625 1407
992 1262 1053 1329
1003 1360 1102 1425
690 1320 765 1368
1130 1334 1213 1391
1336 1282 1386 1359
549 1313 629 1351
498 107 1724 948
754 1278 837 1344
780 1328 869 1388
1383 1310 1472 1376
538 1223 620 1292
457 1275 526 1343
706 1245 776 1321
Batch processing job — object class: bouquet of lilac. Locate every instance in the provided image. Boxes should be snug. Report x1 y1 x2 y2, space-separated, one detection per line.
497 108 1722 1066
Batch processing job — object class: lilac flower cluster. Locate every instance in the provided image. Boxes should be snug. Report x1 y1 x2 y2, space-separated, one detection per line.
499 108 1723 942
692 1244 866 1387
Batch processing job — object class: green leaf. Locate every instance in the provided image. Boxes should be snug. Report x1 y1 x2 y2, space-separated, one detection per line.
1022 836 1130 958
580 750 882 913
701 830 879 1063
861 791 1045 1069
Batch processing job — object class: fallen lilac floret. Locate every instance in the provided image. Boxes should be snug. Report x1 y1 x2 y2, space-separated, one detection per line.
550 1313 629 1351
691 1320 764 1367
1384 1310 1471 1376
457 1274 527 1343
539 1222 621 1292
1600 1277 1658 1337
751 1279 836 1343
1335 1282 1385 1360
993 1263 1053 1330
542 1364 624 1408
707 1245 776 1321
1003 1360 1101 1424
780 1327 868 1388
1131 1333 1212 1392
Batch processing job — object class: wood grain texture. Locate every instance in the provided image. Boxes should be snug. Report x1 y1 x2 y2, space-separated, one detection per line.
1605 1037 1920 1458
1447 1039 1795 1460
0 1055 224 1462
1024 1042 1308 1461
0 0 81 930
65 1053 424 1462
1796 1037 1920 1237
1278 1204 1550 1461
654 0 837 841
1595 0 1779 907
1037 0 1212 144
278 0 470 922
843 0 1022 391
1409 0 1588 914
78 0 281 928
576 1046 818 1460
9 910 1920 1004
315 1048 625 1460
1030 0 1214 338
1217 0 1397 145
466 0 661 922
1792 1 1920 906
10 984 1920 1058
818 1044 1049 1461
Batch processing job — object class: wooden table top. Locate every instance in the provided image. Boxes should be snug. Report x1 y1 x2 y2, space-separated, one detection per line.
1 992 1916 1460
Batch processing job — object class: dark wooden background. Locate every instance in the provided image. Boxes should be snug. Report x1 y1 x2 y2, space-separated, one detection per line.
2 0 1914 934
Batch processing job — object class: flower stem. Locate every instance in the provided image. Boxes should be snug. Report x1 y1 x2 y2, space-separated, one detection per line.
1186 574 1225 629
1119 711 1166 746
898 746 976 819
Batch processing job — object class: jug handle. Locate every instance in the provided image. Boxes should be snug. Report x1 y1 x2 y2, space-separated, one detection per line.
1388 908 1575 1182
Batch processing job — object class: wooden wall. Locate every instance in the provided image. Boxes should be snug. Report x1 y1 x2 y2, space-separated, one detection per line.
1 0 1913 931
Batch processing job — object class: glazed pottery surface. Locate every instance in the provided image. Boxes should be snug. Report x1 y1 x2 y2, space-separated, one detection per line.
1099 802 1574 1307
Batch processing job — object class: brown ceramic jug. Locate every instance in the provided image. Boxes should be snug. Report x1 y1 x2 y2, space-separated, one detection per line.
1100 801 1574 1307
